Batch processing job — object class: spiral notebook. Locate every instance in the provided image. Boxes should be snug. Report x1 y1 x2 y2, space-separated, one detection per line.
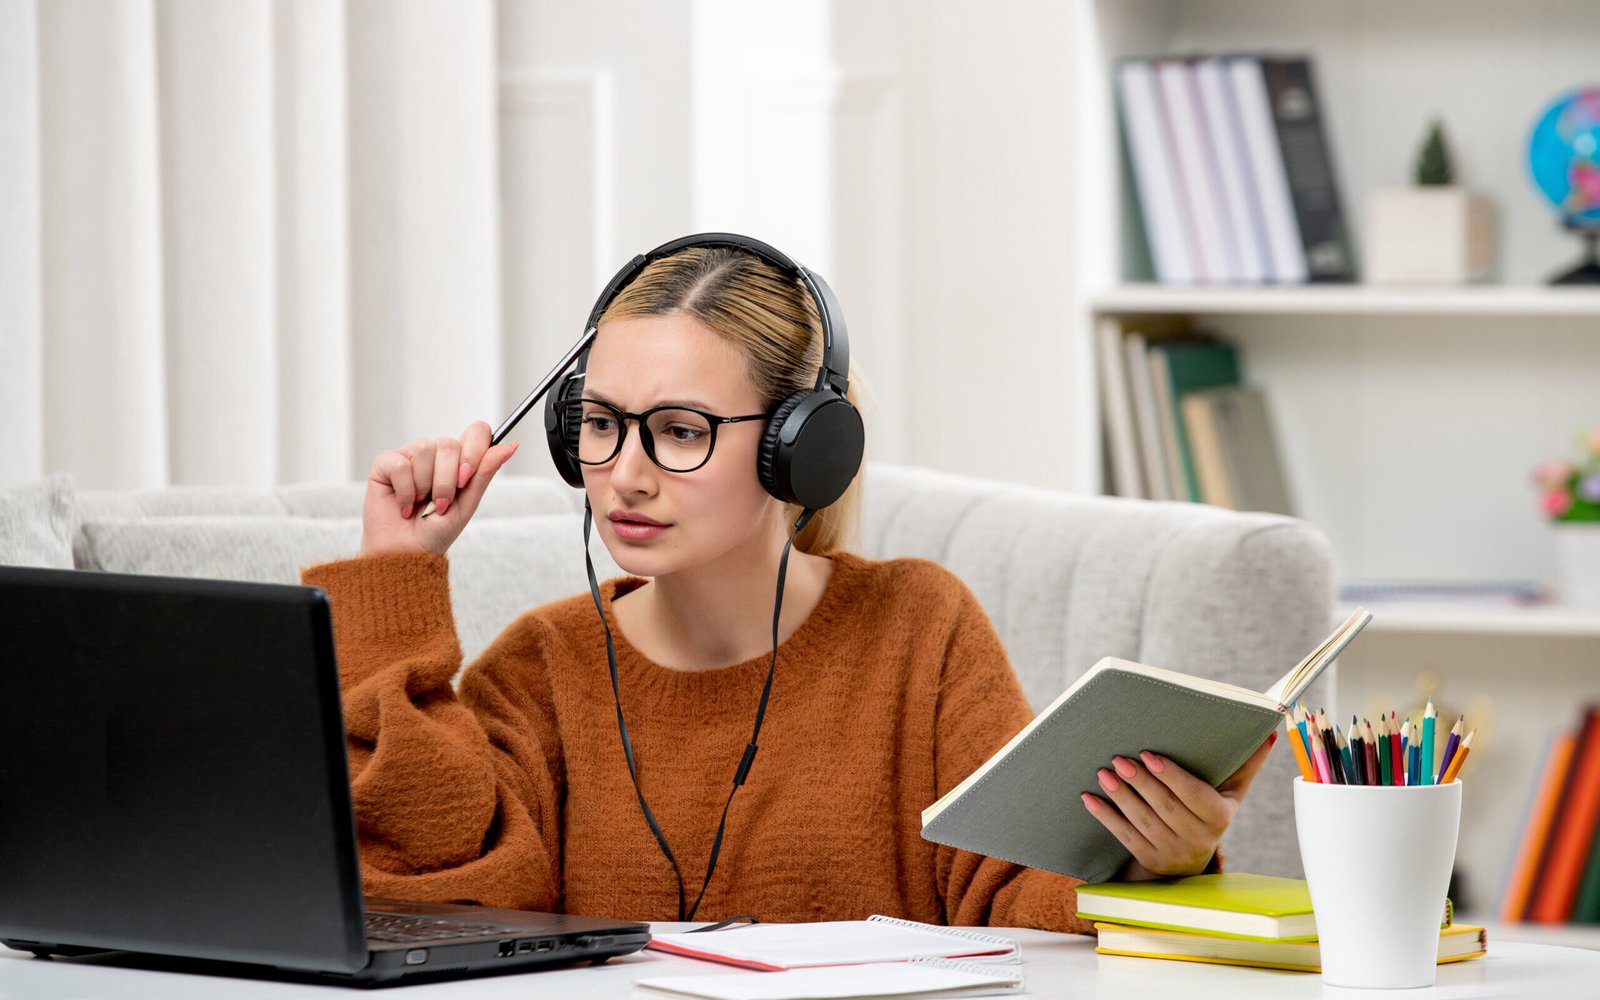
634 957 1025 1000
645 916 1020 971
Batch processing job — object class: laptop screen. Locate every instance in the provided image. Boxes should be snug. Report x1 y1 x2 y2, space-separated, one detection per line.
0 567 368 973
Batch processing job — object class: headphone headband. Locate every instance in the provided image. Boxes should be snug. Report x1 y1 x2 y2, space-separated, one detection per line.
548 232 864 510
588 233 850 397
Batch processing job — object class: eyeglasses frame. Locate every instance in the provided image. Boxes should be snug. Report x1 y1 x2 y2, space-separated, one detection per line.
558 397 769 474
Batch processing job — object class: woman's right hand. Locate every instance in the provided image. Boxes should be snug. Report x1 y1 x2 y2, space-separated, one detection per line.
361 420 521 557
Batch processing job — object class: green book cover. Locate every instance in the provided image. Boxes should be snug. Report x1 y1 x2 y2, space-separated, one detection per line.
1148 340 1240 502
919 610 1370 885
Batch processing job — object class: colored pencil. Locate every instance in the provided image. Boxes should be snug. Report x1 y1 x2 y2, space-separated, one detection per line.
1388 712 1402 786
1377 713 1392 786
1306 709 1333 783
1362 718 1379 787
1286 711 1316 782
1440 729 1475 785
1436 716 1464 783
1320 710 1347 784
1336 725 1353 785
1422 700 1437 785
1348 719 1365 785
1408 742 1421 786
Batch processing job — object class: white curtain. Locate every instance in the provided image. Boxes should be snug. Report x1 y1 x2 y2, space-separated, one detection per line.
0 0 504 490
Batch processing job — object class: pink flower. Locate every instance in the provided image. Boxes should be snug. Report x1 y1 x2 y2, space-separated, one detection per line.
1536 461 1575 490
1545 489 1575 517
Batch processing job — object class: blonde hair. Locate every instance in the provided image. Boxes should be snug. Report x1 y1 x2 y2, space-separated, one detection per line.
597 246 866 554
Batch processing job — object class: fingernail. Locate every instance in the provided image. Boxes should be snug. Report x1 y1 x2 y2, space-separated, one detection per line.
1081 793 1098 811
401 503 413 519
1269 731 1279 748
434 496 450 516
1140 751 1164 774
458 462 472 489
1113 756 1137 780
1097 768 1119 793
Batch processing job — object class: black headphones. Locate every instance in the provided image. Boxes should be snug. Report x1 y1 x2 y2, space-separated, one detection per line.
542 232 864 511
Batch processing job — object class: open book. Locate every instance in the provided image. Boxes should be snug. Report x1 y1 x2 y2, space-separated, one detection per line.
920 608 1371 882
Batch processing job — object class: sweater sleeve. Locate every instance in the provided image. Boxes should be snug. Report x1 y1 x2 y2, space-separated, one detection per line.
929 587 1098 936
301 552 562 910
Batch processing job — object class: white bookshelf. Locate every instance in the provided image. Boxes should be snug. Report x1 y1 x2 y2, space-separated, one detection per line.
1072 0 1600 936
1091 285 1600 319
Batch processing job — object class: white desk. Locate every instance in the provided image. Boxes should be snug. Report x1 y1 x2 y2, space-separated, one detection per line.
3 928 1597 998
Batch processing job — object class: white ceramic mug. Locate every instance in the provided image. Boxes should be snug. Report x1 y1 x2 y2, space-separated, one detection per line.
1293 778 1462 989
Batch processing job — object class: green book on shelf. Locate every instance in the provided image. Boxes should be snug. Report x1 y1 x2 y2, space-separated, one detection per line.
1077 873 1319 942
1146 339 1240 502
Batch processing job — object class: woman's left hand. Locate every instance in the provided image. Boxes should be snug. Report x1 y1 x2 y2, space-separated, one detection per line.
1081 732 1277 880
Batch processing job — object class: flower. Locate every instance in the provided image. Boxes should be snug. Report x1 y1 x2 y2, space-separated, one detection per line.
1535 431 1600 522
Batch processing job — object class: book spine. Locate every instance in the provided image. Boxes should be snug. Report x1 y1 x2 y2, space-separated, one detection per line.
1259 57 1355 282
1116 60 1196 284
1528 707 1600 922
1156 59 1236 283
1226 56 1306 283
1194 57 1270 283
1096 316 1146 498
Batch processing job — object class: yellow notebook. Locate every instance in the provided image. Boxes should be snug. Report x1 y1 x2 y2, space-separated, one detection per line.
1093 922 1487 973
1076 873 1319 942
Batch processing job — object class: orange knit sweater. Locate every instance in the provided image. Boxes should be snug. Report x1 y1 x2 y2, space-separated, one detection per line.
301 549 1092 933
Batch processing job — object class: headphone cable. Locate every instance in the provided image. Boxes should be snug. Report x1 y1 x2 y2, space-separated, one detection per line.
583 501 815 921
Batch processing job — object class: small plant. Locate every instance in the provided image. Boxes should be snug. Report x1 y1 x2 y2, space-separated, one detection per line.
1534 430 1600 521
1416 120 1455 186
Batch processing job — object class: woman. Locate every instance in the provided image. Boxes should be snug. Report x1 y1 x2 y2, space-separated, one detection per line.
304 236 1272 932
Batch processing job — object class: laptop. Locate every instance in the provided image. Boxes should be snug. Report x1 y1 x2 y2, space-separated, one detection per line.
0 565 650 986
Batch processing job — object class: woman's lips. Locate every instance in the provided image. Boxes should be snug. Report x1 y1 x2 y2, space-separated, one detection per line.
609 512 669 541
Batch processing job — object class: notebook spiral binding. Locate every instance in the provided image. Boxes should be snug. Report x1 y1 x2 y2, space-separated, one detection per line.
907 956 1026 986
864 915 1022 961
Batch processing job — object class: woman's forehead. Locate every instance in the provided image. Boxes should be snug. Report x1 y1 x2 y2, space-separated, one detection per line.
584 313 760 409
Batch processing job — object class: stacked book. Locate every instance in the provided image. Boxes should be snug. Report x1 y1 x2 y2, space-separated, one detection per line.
1097 318 1293 510
1115 54 1354 285
1077 873 1487 973
1501 706 1600 924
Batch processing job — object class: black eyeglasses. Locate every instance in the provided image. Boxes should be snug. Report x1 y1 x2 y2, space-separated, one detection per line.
556 398 768 473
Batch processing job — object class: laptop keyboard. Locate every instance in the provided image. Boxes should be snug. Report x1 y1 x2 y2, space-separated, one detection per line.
364 912 516 943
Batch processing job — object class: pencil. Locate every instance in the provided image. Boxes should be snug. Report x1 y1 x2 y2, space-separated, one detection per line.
1377 714 1392 786
1408 742 1422 786
1421 700 1437 786
1436 716 1464 783
1388 712 1402 786
1336 725 1354 785
1294 702 1313 764
1348 718 1366 786
1400 716 1411 784
1305 708 1332 783
1362 718 1379 787
1440 729 1476 784
1319 710 1346 784
1287 711 1316 782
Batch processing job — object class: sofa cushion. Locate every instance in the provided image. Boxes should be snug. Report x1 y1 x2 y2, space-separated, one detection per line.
0 474 76 568
74 513 619 662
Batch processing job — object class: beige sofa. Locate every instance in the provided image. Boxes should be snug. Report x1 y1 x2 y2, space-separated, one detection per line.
2 462 1334 877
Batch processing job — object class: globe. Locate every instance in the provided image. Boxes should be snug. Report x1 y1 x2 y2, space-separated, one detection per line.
1529 87 1600 225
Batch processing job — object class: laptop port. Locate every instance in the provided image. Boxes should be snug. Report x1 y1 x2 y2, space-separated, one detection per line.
534 939 555 953
496 941 515 958
516 940 534 955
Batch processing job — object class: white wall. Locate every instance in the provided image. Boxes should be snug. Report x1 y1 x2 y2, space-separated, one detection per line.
833 1 1081 490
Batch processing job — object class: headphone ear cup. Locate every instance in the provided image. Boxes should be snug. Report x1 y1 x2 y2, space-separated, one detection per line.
757 391 809 503
757 389 865 509
544 375 587 488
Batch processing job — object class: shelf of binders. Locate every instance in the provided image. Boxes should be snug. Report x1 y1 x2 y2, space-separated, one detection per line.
1090 285 1600 319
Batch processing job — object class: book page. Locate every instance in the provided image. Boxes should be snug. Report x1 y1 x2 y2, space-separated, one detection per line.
1262 607 1372 708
